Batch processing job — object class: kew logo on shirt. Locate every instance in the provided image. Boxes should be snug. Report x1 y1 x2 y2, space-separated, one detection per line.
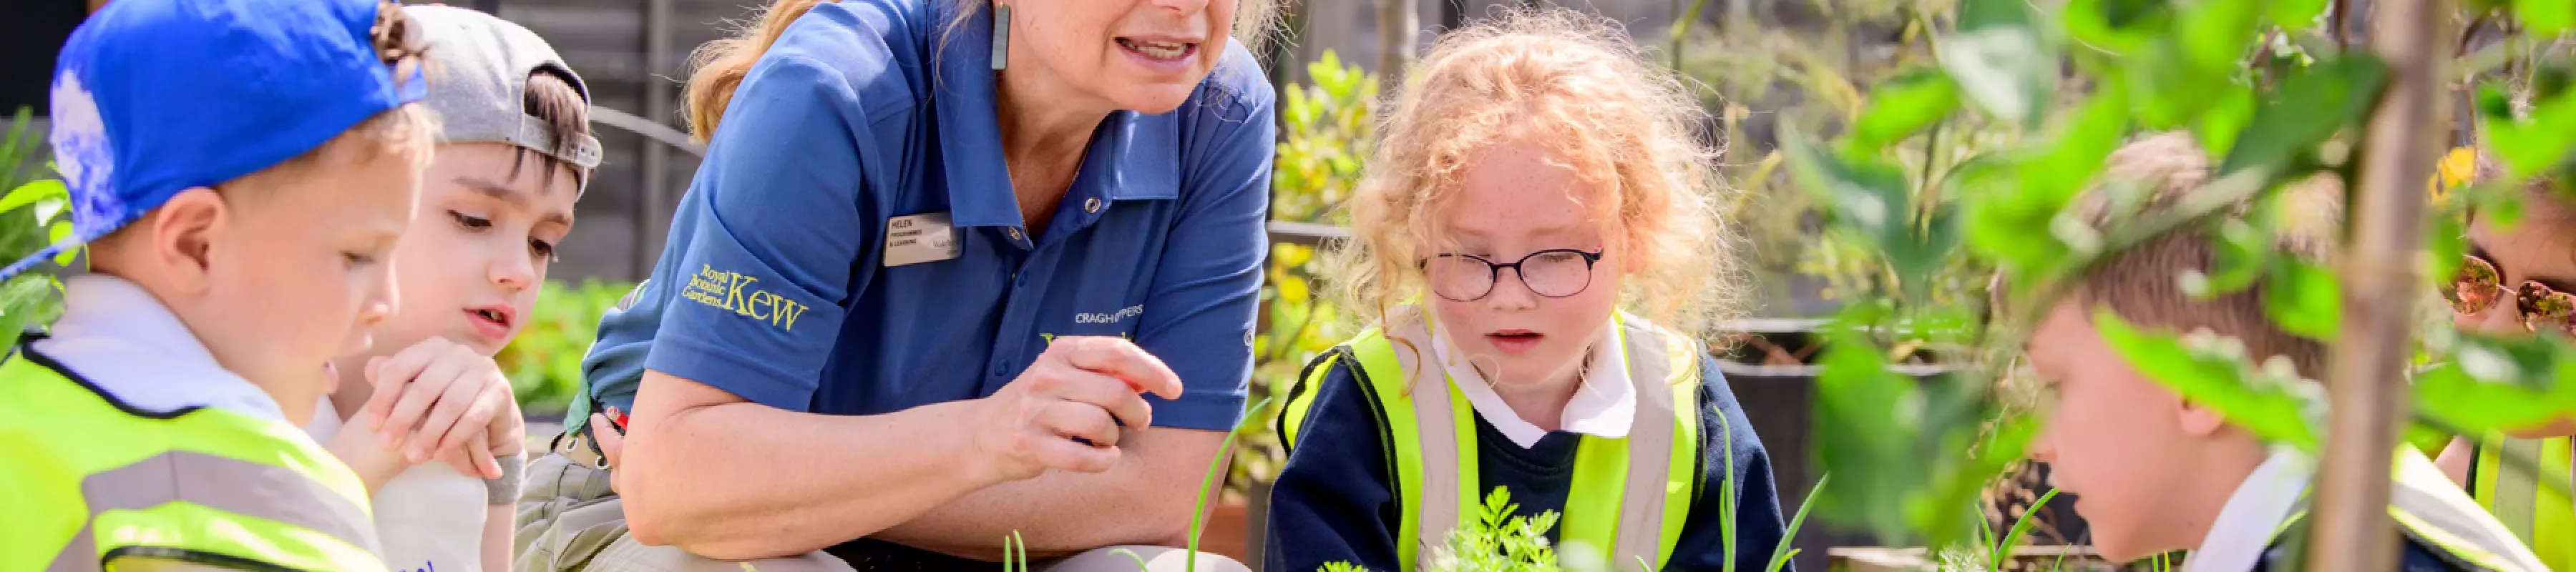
683 265 810 332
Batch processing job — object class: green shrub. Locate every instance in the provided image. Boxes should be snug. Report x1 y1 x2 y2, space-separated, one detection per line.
0 107 70 348
497 279 633 413
1233 50 1378 498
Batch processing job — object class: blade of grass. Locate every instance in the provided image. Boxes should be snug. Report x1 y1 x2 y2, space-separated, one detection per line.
1184 397 1273 572
1764 473 1828 572
1 107 31 189
1111 548 1151 571
1721 410 1737 572
1988 488 2062 571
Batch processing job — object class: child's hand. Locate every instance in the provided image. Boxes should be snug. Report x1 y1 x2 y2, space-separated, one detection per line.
361 337 520 478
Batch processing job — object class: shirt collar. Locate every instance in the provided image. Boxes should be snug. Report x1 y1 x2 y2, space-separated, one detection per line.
31 274 288 423
2184 448 2312 572
929 1 1181 230
1427 314 1636 449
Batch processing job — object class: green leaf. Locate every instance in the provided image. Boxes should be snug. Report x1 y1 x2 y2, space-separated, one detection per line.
1941 0 2057 129
2263 260 2340 340
2124 40 2230 129
2517 0 2575 36
2415 335 2576 434
2218 54 2389 177
2426 214 2466 292
1852 69 1961 152
45 221 71 266
1782 129 1909 244
1964 93 2130 276
2202 217 2274 296
2268 0 2330 27
1811 305 1919 538
2092 309 2322 450
2064 0 2170 56
2175 0 2260 77
2194 86 2258 159
0 178 67 215
2483 87 2576 179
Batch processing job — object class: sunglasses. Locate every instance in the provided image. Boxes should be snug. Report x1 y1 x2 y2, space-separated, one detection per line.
2443 252 2576 336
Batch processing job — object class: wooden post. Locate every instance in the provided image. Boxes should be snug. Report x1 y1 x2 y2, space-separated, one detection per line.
636 0 673 279
2309 0 2448 570
1377 0 1417 81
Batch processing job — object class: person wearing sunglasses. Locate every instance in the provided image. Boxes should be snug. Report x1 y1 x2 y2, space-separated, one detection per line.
2435 173 2575 572
1262 13 1787 571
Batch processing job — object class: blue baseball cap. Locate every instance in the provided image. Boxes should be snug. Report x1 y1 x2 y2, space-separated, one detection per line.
2 0 428 281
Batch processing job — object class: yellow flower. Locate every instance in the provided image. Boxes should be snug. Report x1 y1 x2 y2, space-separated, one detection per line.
2429 147 2477 205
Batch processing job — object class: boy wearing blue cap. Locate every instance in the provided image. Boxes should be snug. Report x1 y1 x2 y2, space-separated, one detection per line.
0 0 436 569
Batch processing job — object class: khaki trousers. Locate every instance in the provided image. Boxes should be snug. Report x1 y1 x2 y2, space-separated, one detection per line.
514 450 1247 572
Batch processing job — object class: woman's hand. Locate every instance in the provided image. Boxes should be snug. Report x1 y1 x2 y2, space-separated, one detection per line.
971 336 1185 483
361 337 520 479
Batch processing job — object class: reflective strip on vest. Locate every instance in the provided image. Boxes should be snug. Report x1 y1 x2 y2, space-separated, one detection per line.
2472 434 2574 571
2267 450 2550 572
0 348 386 572
2391 448 2551 572
1312 306 1702 572
49 450 381 571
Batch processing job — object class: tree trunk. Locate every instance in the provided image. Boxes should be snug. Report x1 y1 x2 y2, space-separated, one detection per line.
2310 0 2449 570
1378 0 1417 80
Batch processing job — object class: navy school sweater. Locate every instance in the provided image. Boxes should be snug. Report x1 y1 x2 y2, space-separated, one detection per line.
1264 352 1790 572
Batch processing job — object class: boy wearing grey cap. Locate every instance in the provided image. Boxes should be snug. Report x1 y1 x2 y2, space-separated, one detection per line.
309 6 601 572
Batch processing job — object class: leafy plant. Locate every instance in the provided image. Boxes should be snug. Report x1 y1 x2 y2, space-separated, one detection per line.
0 107 70 348
494 279 633 413
1777 0 2576 557
1233 50 1378 498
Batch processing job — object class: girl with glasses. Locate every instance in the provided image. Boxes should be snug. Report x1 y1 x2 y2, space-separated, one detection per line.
2434 157 2573 571
1262 8 1786 571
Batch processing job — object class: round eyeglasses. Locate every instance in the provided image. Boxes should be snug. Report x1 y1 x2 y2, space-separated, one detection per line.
1424 249 1604 302
2443 252 2576 336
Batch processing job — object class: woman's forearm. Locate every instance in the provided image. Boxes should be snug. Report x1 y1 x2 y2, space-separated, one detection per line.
619 372 1002 560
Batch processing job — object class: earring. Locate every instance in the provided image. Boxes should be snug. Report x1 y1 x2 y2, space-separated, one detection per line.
990 3 1012 72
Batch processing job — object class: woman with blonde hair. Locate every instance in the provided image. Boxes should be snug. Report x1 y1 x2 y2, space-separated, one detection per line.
524 0 1280 569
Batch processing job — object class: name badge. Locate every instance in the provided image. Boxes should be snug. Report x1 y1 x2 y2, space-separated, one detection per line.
884 212 962 267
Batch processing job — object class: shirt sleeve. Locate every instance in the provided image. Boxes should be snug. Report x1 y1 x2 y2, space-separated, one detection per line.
1668 355 1793 571
635 54 879 413
1128 59 1276 432
1264 358 1405 572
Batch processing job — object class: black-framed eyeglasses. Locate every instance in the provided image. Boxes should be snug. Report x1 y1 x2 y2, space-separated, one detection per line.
1424 249 1605 301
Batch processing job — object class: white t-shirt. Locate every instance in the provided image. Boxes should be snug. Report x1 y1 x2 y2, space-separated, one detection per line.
308 398 489 572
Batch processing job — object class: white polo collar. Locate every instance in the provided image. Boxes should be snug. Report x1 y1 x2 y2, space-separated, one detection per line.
30 275 287 423
1428 315 1635 449
2182 448 2311 572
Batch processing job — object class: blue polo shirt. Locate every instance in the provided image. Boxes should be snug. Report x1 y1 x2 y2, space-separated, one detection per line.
571 0 1274 435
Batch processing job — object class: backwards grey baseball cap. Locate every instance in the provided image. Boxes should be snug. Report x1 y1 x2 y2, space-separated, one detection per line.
406 5 602 173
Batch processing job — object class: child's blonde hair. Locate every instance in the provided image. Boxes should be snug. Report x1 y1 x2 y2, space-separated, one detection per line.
1332 7 1741 333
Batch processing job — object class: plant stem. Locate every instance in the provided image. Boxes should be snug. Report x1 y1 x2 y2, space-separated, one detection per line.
2308 0 2449 568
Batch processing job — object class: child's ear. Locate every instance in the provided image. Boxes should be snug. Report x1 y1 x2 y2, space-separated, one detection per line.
2174 398 2231 438
147 187 229 295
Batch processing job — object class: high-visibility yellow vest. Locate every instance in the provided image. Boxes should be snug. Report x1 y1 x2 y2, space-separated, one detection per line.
0 342 386 571
2273 449 2552 572
1279 307 1701 572
2470 434 2573 571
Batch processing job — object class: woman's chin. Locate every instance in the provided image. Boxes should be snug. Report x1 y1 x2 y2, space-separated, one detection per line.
1108 85 1199 115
